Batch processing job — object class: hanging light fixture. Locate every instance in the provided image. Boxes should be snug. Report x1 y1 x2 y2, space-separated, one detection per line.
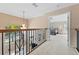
32 3 38 7
21 10 26 29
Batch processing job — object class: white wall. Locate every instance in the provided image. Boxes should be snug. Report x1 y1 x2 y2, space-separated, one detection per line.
49 13 68 34
49 13 68 22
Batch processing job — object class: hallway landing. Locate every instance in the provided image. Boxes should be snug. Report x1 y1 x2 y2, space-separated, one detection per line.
29 34 78 55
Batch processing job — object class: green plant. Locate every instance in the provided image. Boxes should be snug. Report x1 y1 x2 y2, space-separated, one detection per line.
5 24 21 42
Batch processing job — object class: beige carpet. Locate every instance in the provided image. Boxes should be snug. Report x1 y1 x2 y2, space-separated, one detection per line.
29 34 78 55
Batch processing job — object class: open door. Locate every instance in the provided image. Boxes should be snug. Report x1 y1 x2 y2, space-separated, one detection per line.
48 12 70 47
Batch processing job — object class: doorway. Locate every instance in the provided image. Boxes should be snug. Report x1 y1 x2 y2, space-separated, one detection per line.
48 12 70 47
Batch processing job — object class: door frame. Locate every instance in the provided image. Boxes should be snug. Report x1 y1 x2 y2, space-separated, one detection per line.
48 12 71 47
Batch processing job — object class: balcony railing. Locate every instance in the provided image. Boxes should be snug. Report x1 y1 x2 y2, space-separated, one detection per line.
0 28 47 55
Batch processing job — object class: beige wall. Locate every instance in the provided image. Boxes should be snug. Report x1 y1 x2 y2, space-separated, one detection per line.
0 13 28 29
28 4 79 48
28 16 48 29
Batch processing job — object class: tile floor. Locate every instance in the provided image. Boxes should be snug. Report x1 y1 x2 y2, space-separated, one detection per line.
29 34 78 55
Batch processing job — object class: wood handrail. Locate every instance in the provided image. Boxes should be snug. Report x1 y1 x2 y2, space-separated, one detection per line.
0 28 48 33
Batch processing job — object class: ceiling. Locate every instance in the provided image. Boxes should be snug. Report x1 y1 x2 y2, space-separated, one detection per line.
0 3 77 19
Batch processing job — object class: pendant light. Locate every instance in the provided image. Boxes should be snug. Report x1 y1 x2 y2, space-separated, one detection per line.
32 3 38 8
21 10 26 29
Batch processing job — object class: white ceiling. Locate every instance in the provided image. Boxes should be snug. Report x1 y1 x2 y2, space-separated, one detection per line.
0 3 77 19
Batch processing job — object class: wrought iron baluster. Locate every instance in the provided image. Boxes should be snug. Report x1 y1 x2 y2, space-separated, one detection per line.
9 32 11 55
31 30 32 51
26 31 27 55
29 30 30 53
23 31 24 55
19 31 20 55
32 30 34 49
2 32 4 55
33 30 34 45
34 30 35 43
44 29 46 41
15 32 16 55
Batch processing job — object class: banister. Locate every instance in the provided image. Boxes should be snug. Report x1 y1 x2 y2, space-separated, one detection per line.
0 28 47 55
0 28 48 33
